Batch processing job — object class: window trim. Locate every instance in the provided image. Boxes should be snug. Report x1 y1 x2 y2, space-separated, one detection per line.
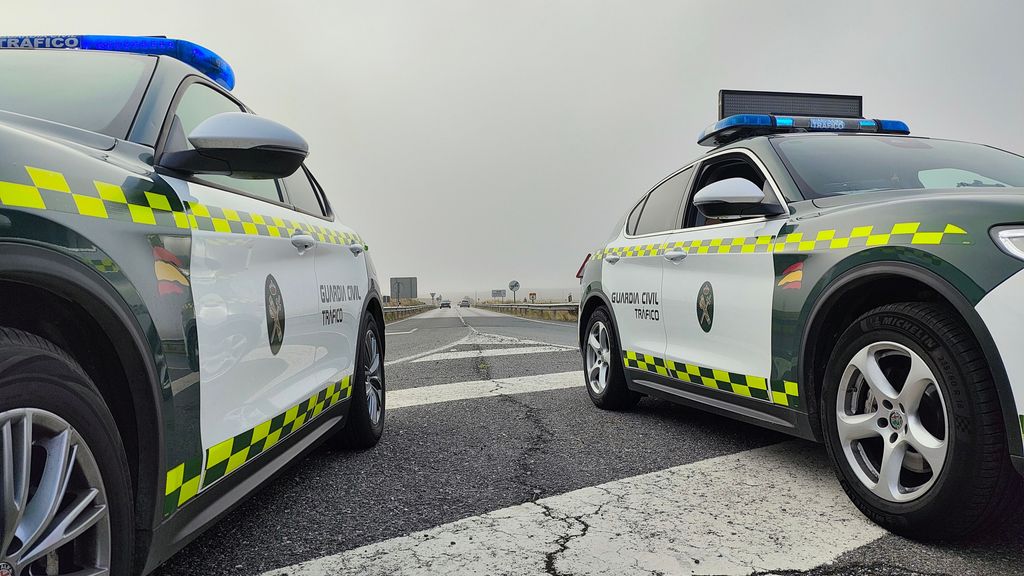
281 165 336 222
154 75 290 209
624 147 790 239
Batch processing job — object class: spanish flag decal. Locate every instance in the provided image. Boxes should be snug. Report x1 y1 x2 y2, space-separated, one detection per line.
778 262 803 290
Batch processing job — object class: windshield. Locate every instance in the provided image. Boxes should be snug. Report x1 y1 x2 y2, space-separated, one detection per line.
0 50 154 138
772 134 1024 198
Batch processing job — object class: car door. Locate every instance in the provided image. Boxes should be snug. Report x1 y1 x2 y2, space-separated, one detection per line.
602 167 692 362
160 80 324 487
282 165 367 402
660 150 787 403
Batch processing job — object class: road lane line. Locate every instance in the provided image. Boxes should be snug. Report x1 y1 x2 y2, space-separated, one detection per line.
411 345 573 363
389 371 581 409
385 328 418 335
261 440 885 576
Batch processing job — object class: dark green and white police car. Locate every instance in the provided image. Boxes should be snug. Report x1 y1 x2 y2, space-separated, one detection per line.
0 36 387 574
578 91 1024 539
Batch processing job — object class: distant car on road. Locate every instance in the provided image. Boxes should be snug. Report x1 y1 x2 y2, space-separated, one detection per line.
0 35 386 574
460 299 471 307
440 300 452 308
579 90 1024 540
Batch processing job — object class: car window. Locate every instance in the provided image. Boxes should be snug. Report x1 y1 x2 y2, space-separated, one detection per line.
772 134 1024 198
166 82 282 203
685 155 769 228
633 167 692 235
918 168 1007 189
282 166 326 217
0 50 153 138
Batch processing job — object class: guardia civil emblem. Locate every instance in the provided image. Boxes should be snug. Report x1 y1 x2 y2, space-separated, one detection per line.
696 281 714 333
265 274 286 355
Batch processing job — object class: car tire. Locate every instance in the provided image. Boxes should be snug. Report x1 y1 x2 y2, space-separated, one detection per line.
336 314 386 449
583 307 641 410
821 302 1023 540
0 327 133 573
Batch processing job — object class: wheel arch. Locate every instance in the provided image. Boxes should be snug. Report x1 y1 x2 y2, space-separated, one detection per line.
800 260 1022 462
578 289 616 351
0 241 166 559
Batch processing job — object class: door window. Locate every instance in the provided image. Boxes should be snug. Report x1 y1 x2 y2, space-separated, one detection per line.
282 166 327 217
165 82 283 203
632 167 693 236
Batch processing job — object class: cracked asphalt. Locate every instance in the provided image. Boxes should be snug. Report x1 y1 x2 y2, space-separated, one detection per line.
154 307 1024 576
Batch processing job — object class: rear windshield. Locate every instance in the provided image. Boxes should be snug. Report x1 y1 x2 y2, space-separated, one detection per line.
0 50 154 138
772 134 1024 198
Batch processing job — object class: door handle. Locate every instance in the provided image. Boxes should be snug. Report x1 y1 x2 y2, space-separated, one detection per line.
663 250 687 262
348 243 365 256
290 233 316 255
604 254 621 264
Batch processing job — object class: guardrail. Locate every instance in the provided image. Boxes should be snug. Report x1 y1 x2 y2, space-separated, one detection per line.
383 304 432 324
478 303 578 322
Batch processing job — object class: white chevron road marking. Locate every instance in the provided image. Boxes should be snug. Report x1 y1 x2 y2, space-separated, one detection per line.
262 441 885 576
388 371 581 409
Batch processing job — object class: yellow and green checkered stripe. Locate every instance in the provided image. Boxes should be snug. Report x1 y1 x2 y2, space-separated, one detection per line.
163 457 203 517
202 376 353 488
622 350 800 408
593 222 968 260
163 375 353 516
0 165 363 247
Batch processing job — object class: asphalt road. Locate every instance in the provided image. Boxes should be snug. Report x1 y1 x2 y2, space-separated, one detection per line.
155 307 1024 576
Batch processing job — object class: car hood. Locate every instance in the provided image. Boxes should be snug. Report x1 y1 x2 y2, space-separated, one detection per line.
0 108 154 169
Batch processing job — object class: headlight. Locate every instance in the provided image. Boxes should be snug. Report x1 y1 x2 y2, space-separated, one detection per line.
992 227 1024 260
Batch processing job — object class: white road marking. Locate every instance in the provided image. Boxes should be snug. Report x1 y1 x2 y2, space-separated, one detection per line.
412 345 572 363
262 441 886 576
386 331 575 367
384 333 473 367
389 371 581 409
385 328 418 335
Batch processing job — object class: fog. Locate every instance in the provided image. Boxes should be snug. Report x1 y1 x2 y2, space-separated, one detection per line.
6 1 1024 301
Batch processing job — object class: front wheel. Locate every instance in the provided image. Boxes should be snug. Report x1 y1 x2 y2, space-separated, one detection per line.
0 328 133 574
335 315 385 449
583 308 640 410
821 302 1022 539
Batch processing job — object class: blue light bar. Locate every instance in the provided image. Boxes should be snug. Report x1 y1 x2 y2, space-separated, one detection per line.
0 35 235 90
698 113 910 147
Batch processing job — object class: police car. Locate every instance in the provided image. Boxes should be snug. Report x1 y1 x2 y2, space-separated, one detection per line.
0 36 386 574
578 90 1024 539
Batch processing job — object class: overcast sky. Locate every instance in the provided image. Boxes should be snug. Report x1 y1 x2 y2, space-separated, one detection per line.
6 1 1024 300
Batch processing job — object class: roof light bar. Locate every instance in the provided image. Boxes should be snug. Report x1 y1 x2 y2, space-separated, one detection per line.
697 114 910 147
0 35 235 90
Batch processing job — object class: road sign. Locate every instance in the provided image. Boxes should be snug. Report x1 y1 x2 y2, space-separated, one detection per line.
529 292 536 303
390 277 418 304
491 289 506 298
508 280 520 292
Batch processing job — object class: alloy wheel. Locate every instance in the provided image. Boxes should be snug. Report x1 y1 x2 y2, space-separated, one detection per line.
585 321 612 395
0 408 111 575
364 329 384 426
835 341 949 503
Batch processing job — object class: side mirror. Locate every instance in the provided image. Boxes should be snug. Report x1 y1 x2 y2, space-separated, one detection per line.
692 177 786 219
160 112 308 179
